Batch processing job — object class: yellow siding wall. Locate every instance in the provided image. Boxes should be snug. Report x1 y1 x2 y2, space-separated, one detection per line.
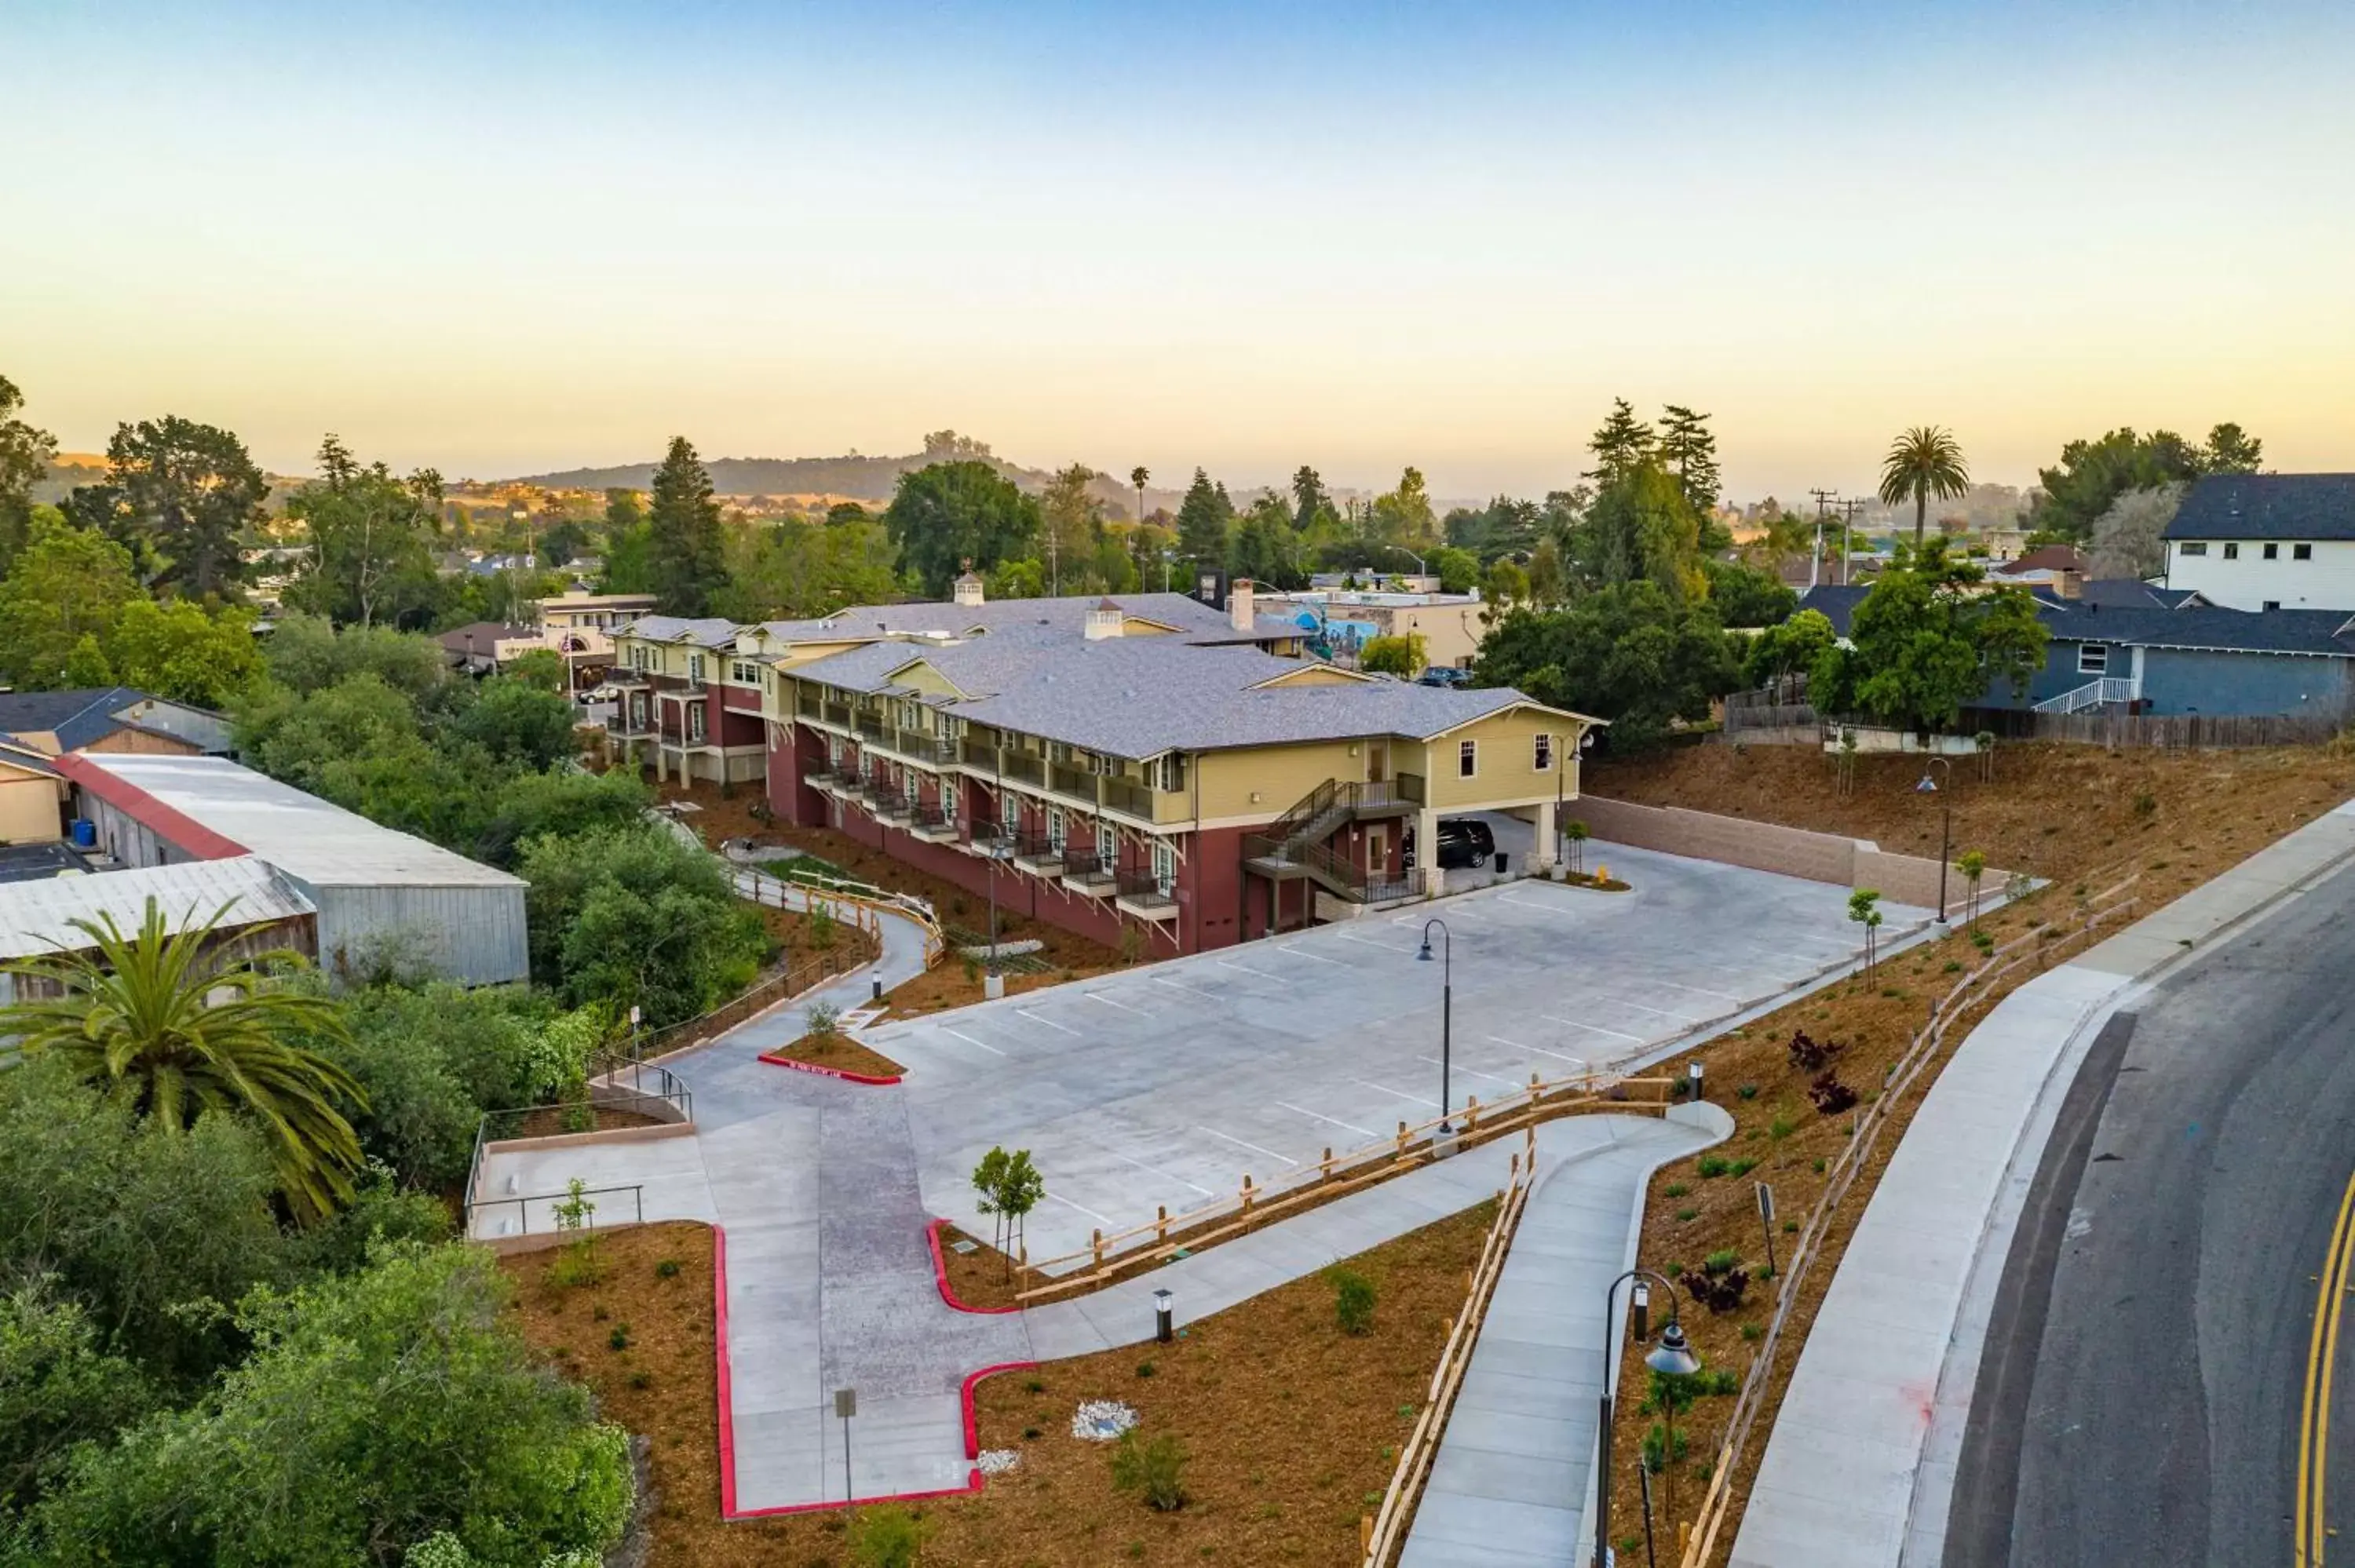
1421 709 1587 810
1385 605 1487 672
0 771 63 843
1196 738 1368 820
1253 665 1365 688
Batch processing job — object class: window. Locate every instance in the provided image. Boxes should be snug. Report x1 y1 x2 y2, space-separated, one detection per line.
2078 644 2109 675
1155 753 1188 793
1152 840 1177 893
2264 600 2282 611
1459 739 1478 779
1533 734 1554 772
2264 543 2280 561
2297 544 2314 561
1047 807 1066 850
2180 542 2208 557
688 705 707 742
688 653 706 682
2222 542 2240 560
1097 821 1115 861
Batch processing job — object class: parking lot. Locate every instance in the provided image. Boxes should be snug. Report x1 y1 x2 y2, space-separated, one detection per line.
875 841 1924 1266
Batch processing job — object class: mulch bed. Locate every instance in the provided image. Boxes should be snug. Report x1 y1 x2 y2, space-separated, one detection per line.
1587 740 2355 1562
761 1030 907 1081
506 1104 670 1141
506 1205 1495 1566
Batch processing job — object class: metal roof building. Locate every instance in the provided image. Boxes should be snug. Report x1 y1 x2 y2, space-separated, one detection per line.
51 753 528 986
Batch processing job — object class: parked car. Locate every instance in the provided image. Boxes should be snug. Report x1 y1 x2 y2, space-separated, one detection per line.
1407 817 1496 872
1417 667 1471 687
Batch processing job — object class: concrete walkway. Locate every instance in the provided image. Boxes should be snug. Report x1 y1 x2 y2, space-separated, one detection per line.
1730 800 2355 1568
1403 1106 1729 1568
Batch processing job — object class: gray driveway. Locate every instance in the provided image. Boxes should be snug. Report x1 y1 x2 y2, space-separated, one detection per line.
872 841 1920 1265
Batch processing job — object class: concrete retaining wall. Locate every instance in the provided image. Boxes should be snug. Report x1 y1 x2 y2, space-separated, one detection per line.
1571 795 2011 914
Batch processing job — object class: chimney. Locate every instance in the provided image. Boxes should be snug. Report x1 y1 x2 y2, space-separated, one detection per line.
952 561 984 607
2054 567 2083 600
1229 578 1254 634
1085 598 1124 640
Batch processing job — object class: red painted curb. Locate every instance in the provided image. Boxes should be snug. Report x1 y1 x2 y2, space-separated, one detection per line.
927 1218 1020 1315
712 1222 1028 1520
756 1049 903 1087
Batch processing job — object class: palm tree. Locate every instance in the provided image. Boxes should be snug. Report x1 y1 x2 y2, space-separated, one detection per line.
0 897 364 1220
1130 466 1149 530
1879 425 1971 549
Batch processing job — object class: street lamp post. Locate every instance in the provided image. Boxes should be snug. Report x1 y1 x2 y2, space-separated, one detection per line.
1595 1270 1701 1568
1417 918 1453 1132
1915 757 1953 923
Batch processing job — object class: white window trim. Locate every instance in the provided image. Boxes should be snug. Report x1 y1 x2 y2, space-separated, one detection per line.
1458 738 1478 779
2222 542 2240 560
2296 543 2314 560
1151 840 1177 892
2078 644 2109 675
1533 734 1554 772
2179 542 2208 557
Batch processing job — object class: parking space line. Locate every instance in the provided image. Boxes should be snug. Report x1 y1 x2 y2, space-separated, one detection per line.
1355 1078 1440 1109
1646 978 1743 1001
1421 1055 1522 1086
1546 1015 1645 1042
1085 992 1149 1016
1276 1101 1379 1139
1589 996 1703 1021
940 1027 1006 1057
1099 1147 1213 1197
1216 958 1279 980
1333 930 1418 955
1196 1125 1302 1168
1149 975 1215 997
1044 1189 1115 1225
1499 892 1576 913
1017 1008 1083 1036
1275 944 1347 965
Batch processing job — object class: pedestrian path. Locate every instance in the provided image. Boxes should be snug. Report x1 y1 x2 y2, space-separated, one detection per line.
1398 1107 1729 1568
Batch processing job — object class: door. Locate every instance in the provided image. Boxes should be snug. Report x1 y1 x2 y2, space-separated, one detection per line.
1367 741 1390 784
1366 824 1389 879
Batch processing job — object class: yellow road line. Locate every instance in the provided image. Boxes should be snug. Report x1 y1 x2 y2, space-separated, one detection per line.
2298 1166 2355 1567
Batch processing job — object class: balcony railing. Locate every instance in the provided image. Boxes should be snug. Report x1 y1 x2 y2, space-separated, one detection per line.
1060 848 1118 887
855 717 887 743
910 800 956 836
960 738 998 769
822 702 851 728
797 691 824 719
869 786 911 822
898 732 958 766
1115 871 1178 911
801 764 836 788
1049 763 1098 804
1359 772 1427 810
1013 830 1064 866
1000 753 1045 787
971 820 1017 857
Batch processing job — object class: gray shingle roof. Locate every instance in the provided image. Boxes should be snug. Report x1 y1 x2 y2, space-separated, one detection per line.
753 591 1297 647
615 615 740 647
2043 601 2355 658
0 687 155 752
2165 473 2355 542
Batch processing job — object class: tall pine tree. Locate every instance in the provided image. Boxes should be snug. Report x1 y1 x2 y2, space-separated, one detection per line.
1175 468 1233 570
1658 405 1722 514
646 436 728 616
1583 399 1657 488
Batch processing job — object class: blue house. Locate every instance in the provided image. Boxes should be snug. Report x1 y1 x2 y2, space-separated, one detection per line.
1795 581 2355 720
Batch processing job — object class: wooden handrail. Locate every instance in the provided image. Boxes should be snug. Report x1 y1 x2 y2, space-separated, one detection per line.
1011 1070 1673 1303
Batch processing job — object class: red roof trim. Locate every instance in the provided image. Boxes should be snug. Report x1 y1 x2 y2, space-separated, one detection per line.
49 753 250 862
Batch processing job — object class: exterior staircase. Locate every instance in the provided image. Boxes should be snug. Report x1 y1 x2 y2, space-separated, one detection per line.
1244 775 1424 906
2033 676 2141 715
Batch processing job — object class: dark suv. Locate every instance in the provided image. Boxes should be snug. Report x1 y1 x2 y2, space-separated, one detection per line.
1408 817 1495 871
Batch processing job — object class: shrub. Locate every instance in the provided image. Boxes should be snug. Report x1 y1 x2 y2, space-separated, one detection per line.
1787 1029 1843 1073
1675 1209 1698 1223
2131 790 2157 818
655 1259 681 1280
1809 1073 1859 1116
1728 1158 1758 1177
1702 1249 1740 1275
1741 1322 1763 1343
1663 1183 1689 1198
1685 1263 1750 1314
1135 1361 1156 1378
805 999 842 1039
849 1503 932 1567
1736 1083 1759 1101
1696 1155 1731 1179
1641 1421 1689 1474
1330 1267 1377 1336
1110 1430 1189 1511
1767 1111 1797 1142
607 1324 632 1351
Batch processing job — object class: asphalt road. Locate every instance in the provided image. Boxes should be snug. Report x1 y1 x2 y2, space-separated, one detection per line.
1948 862 2355 1566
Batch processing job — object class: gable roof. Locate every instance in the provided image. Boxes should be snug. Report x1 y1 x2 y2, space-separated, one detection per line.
2166 473 2355 542
0 687 159 753
615 615 741 648
1992 545 2084 576
2042 601 2355 658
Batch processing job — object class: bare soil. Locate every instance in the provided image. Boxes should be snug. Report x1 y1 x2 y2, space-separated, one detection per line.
937 1223 1023 1311
1585 740 2355 1561
507 1104 670 1140
763 1030 907 1081
506 1207 1495 1566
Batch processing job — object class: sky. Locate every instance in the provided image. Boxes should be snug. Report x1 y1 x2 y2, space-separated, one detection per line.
7 0 2353 504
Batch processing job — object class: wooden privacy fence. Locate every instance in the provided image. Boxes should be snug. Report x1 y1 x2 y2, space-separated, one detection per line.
1011 1070 1674 1306
1360 1129 1539 1566
1999 707 2350 749
1674 872 2141 1568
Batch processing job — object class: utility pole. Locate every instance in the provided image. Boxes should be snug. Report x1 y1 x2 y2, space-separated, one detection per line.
1808 489 1838 589
1838 497 1867 583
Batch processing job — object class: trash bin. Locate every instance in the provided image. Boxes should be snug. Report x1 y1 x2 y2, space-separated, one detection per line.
1494 851 1509 873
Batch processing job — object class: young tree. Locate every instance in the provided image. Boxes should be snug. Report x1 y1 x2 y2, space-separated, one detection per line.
884 460 1040 596
1879 425 1972 550
1174 468 1233 571
1741 607 1837 692
0 513 140 690
93 415 269 598
1848 888 1884 972
0 899 364 1220
645 436 729 615
1584 398 1657 487
971 1147 1012 1256
1956 849 1988 927
992 1149 1044 1276
1658 404 1722 513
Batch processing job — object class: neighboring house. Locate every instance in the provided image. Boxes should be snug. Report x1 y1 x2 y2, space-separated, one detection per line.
1255 588 1489 673
0 856 317 1004
1989 545 2086 596
2163 472 2355 611
537 590 656 636
53 753 528 986
0 741 65 844
759 582 1593 956
436 622 539 676
0 687 236 760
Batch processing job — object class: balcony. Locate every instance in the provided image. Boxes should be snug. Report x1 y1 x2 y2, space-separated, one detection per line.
910 801 960 842
854 716 887 744
999 753 1046 788
960 738 998 770
871 786 913 823
964 819 1017 859
822 702 852 728
1012 830 1065 874
797 691 824 720
898 732 958 767
1049 764 1099 805
1115 871 1178 920
1060 848 1118 897
801 763 837 789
